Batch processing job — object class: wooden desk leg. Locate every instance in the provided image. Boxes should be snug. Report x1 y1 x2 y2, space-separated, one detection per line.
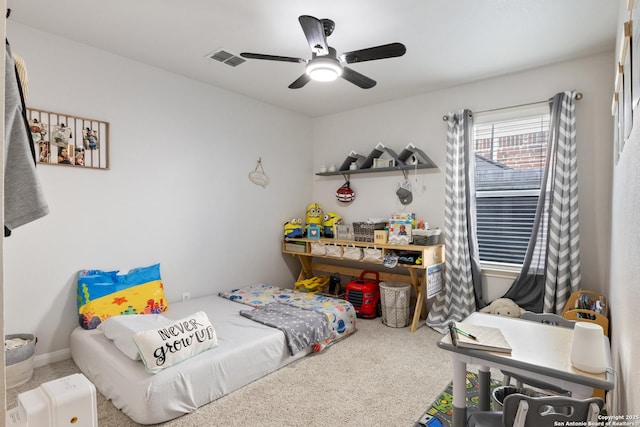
409 269 424 333
296 256 314 281
452 358 467 427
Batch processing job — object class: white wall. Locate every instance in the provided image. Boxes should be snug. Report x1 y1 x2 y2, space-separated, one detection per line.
311 52 615 301
4 22 313 361
610 106 640 417
608 0 640 415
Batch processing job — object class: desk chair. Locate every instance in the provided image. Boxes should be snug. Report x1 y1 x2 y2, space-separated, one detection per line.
501 312 576 395
468 394 603 427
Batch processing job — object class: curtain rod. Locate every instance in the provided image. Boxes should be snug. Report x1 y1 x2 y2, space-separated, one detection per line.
442 92 583 121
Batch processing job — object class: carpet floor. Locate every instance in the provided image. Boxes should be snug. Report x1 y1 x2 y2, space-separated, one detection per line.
6 317 489 426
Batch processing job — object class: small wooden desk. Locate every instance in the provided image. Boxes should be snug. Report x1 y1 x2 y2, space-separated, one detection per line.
282 238 444 332
437 312 615 427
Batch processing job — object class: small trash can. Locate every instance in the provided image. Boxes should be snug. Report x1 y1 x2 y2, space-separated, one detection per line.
379 281 411 328
5 333 36 389
492 386 546 410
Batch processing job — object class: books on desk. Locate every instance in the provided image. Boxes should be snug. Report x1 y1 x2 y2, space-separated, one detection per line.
448 322 512 354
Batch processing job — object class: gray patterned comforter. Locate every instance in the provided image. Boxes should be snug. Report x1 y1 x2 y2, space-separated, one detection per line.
240 302 331 355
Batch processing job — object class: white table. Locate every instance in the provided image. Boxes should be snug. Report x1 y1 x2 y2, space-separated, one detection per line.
437 312 614 427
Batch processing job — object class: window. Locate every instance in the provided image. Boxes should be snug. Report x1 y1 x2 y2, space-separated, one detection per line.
473 105 550 265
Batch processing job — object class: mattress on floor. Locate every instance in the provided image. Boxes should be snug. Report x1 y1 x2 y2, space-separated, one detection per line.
70 294 310 425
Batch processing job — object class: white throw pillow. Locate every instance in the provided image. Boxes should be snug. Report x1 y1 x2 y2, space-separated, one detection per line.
132 311 218 374
98 314 172 360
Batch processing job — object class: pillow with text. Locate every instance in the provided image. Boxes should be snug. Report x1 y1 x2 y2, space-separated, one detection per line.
133 311 218 374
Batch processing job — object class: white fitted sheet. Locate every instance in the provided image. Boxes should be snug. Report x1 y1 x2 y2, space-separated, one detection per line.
70 294 309 425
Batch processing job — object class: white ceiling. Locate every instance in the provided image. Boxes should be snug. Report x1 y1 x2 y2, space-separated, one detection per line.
7 0 619 117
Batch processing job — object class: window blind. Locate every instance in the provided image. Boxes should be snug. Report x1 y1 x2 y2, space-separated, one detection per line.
474 110 550 265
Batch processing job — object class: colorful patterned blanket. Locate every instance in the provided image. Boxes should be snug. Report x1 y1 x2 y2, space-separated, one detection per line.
219 284 357 350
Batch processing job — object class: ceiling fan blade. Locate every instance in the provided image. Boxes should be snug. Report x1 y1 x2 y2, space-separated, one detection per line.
341 67 376 89
288 74 312 89
341 42 407 64
240 52 305 63
298 15 329 55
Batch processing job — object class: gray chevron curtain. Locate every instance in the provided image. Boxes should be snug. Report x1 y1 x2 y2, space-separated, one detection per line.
503 91 581 313
426 110 483 333
544 91 581 312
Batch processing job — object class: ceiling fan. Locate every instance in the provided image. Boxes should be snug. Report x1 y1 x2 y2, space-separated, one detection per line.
240 15 406 89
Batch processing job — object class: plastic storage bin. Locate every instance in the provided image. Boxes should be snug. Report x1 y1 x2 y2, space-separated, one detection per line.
379 282 411 327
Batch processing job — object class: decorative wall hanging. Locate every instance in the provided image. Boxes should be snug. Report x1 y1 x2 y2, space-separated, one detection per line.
631 0 640 110
248 157 269 188
27 107 109 169
613 1 637 162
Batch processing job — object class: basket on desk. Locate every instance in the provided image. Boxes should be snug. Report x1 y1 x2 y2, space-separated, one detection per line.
352 222 386 242
413 228 441 245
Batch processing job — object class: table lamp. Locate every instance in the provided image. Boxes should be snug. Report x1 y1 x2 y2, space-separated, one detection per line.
570 322 607 374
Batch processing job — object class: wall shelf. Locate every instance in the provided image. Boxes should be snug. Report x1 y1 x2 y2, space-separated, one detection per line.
317 143 437 177
316 163 437 176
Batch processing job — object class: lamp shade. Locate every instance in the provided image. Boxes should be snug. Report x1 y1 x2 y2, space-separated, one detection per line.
570 322 607 374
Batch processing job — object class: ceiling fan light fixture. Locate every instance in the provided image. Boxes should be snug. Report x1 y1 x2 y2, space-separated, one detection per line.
306 57 342 82
241 15 405 89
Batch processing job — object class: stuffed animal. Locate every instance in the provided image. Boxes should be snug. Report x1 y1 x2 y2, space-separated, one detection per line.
322 212 342 238
283 218 303 238
479 298 525 318
305 203 323 236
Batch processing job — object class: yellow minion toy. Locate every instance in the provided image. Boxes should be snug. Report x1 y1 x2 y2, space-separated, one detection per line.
322 212 342 238
305 203 323 237
283 218 303 238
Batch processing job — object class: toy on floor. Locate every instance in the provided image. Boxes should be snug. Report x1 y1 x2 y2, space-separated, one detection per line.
328 273 341 295
415 413 443 427
479 298 525 318
294 275 329 293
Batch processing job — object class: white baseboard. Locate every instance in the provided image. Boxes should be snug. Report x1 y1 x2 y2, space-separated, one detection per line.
34 348 71 368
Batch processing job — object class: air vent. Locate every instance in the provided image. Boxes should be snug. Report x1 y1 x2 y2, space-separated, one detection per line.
206 49 246 67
